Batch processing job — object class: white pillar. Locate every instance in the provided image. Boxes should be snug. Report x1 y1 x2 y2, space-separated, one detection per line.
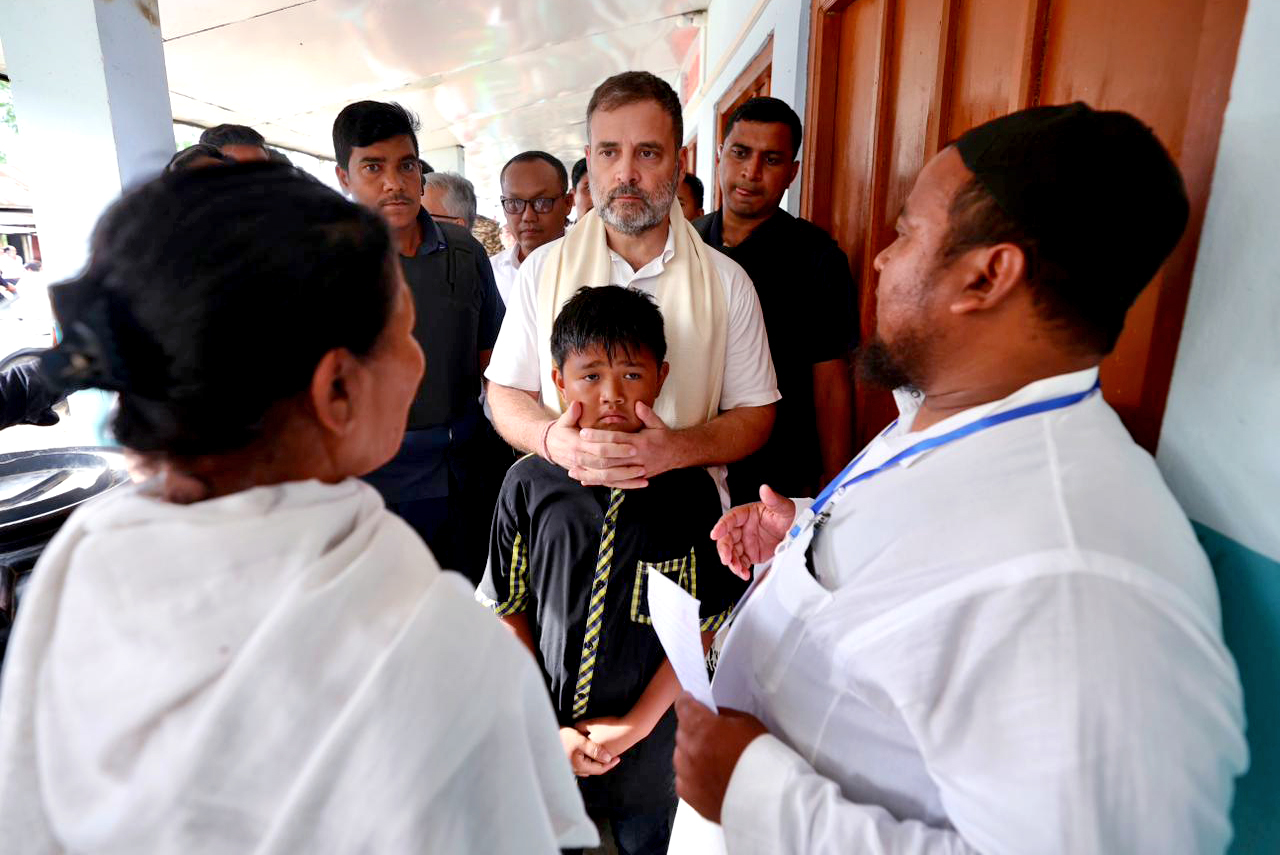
424 145 466 176
2 0 175 281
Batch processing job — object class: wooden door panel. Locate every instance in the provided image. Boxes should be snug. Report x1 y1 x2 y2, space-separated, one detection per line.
828 0 885 285
1040 0 1203 122
947 0 1034 137
801 0 1245 451
828 0 900 444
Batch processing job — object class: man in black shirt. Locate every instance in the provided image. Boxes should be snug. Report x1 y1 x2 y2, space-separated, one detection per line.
480 286 744 855
333 101 504 583
694 97 856 505
0 361 62 430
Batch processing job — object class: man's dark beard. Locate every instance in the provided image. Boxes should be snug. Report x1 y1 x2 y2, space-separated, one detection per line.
855 334 927 393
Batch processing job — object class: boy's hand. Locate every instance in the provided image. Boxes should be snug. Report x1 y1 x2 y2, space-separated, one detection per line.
560 726 618 777
575 715 647 759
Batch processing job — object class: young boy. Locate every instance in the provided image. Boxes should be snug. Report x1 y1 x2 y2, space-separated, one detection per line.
479 286 746 855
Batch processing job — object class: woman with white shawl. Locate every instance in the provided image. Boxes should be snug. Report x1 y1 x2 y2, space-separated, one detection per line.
0 164 597 854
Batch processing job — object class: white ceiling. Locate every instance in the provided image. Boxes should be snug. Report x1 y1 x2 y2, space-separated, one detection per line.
155 0 704 213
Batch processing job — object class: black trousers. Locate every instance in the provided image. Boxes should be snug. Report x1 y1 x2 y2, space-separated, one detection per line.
562 802 677 855
383 420 514 586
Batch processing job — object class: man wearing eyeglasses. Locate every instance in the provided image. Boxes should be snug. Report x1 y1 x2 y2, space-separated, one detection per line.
492 151 572 308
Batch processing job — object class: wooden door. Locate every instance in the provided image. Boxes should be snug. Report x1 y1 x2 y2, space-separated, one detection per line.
801 0 1247 451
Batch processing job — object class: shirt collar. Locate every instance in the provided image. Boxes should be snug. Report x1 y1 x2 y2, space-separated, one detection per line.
414 209 448 258
501 244 522 270
606 221 677 274
886 367 1101 458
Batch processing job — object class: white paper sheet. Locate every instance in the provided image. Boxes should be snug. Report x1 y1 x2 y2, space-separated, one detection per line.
646 569 717 712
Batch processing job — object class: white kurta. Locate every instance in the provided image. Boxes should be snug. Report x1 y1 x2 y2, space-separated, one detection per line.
670 368 1248 854
0 479 597 854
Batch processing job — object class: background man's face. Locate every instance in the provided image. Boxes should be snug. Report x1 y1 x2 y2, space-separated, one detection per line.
220 143 270 163
502 159 569 260
422 185 466 226
676 181 702 220
573 172 593 220
337 134 422 231
587 100 684 236
718 120 799 219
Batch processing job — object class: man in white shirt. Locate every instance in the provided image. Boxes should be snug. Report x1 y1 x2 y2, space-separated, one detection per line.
670 103 1249 853
0 245 24 290
491 151 572 308
486 71 778 492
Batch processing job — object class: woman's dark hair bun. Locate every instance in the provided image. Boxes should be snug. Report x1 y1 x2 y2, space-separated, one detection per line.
49 162 396 457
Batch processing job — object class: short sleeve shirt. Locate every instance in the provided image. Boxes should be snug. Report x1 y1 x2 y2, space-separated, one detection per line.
479 456 747 811
483 225 780 412
694 209 857 502
400 211 504 429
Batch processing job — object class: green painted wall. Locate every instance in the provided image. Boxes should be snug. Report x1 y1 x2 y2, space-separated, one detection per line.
1197 522 1280 853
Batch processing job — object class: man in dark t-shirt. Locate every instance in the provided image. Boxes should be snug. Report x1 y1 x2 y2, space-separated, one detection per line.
694 97 857 505
333 101 504 582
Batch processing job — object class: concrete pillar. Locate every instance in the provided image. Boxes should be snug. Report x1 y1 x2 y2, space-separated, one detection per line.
424 144 466 176
2 0 175 282
1 0 175 446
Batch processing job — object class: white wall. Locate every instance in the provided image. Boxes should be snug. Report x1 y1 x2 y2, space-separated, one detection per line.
3 0 175 282
684 0 811 216
1157 0 1280 562
424 144 465 176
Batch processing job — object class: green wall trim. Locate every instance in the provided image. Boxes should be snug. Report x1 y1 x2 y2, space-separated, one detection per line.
1195 521 1280 854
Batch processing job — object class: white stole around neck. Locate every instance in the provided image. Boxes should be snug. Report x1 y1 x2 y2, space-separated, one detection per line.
535 201 727 429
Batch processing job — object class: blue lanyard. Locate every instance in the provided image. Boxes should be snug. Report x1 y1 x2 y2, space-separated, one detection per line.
789 380 1102 538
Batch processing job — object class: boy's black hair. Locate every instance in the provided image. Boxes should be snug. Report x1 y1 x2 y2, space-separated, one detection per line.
723 97 804 159
551 286 666 369
682 173 704 208
331 101 420 170
199 123 266 150
571 157 589 188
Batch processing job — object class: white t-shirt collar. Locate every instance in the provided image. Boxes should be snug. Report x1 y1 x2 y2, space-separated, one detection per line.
879 366 1102 468
605 220 676 279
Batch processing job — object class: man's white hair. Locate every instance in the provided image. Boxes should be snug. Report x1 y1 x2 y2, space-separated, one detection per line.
422 172 478 230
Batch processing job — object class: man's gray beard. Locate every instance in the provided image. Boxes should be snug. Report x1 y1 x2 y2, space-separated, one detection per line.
594 171 679 236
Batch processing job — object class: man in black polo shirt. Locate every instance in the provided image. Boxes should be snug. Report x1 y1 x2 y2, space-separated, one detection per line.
333 101 504 583
693 97 856 505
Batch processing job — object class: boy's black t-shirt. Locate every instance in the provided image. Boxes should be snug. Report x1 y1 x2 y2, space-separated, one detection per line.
479 455 746 812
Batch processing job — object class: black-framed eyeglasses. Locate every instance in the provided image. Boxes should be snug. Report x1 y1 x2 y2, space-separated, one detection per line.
501 196 559 215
